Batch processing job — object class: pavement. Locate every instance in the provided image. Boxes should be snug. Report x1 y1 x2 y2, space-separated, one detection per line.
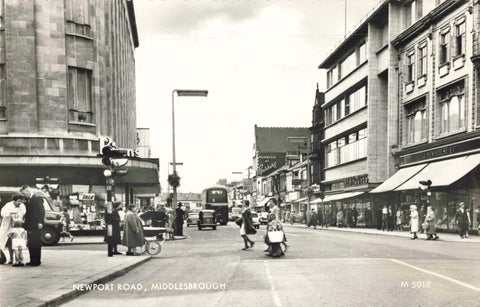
0 226 478 307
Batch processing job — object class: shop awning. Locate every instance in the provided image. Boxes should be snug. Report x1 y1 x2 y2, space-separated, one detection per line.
370 164 427 193
394 153 480 191
256 197 275 208
323 191 365 202
293 197 307 203
310 198 323 204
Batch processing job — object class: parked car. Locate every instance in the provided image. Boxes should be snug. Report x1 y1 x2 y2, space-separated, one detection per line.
187 212 199 227
0 187 63 246
259 212 269 225
197 209 216 230
251 212 260 229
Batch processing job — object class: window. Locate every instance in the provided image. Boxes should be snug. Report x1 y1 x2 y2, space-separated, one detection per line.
348 85 367 113
327 66 338 89
325 128 367 167
0 64 5 120
440 30 450 65
358 42 367 64
65 0 91 37
406 52 415 82
438 81 465 135
418 44 427 76
454 19 466 57
404 0 419 29
405 99 427 144
67 67 93 124
339 52 356 79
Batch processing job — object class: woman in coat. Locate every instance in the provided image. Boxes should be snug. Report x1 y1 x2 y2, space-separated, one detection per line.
239 201 255 250
456 202 470 239
409 205 419 240
424 206 439 240
122 204 145 255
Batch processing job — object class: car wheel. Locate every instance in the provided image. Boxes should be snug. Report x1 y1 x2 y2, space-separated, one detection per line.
212 226 216 230
187 224 189 227
198 226 202 230
41 226 60 246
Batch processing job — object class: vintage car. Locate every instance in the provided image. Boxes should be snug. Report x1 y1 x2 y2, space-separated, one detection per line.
0 187 63 246
186 212 199 227
197 209 217 230
251 212 260 229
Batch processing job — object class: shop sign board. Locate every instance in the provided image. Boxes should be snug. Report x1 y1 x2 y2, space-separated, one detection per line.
257 152 285 176
80 193 95 201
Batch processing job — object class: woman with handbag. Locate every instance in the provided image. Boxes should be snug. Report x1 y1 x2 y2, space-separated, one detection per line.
239 201 255 250
424 206 439 240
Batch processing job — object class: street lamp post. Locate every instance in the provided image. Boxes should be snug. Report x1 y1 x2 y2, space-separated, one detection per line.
171 89 208 212
287 136 311 216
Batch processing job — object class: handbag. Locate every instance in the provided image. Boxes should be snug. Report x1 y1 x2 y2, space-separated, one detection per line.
247 228 257 235
422 222 429 230
268 229 284 243
235 217 243 227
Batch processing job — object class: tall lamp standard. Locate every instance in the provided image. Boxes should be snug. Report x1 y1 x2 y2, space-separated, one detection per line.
171 89 208 211
287 136 311 215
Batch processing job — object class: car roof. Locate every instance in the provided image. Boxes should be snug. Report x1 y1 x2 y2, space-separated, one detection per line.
200 209 215 212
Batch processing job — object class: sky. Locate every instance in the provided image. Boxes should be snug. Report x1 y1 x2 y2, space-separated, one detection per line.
134 0 381 193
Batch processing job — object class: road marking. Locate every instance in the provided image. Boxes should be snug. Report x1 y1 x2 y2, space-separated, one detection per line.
389 258 480 292
264 260 282 307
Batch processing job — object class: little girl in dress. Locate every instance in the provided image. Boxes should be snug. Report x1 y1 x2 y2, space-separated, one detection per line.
9 219 27 267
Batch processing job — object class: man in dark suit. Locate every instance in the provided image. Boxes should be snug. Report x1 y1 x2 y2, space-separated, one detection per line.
174 202 185 236
20 185 45 266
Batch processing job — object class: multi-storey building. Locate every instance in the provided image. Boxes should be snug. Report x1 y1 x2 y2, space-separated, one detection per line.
372 0 480 232
0 1 159 206
318 0 402 227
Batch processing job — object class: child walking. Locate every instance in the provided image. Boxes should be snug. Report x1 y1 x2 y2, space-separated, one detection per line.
9 219 27 267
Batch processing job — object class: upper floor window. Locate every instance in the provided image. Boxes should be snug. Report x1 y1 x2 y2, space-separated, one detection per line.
405 98 427 144
439 29 450 65
326 128 367 168
327 66 338 88
65 0 91 37
418 43 427 76
438 80 465 135
325 84 367 126
358 42 367 64
404 0 421 29
0 64 5 120
339 52 356 79
454 19 466 57
406 51 415 82
67 67 93 124
327 41 367 89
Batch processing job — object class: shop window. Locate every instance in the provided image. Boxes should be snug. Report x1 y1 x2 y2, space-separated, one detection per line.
438 81 465 135
405 98 427 145
68 67 93 124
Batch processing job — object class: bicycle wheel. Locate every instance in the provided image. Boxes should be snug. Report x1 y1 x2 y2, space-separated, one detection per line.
146 240 162 255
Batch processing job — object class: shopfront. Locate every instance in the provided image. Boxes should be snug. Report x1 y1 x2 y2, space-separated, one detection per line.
371 138 480 233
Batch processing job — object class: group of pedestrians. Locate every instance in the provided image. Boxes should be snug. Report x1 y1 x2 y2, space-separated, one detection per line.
0 185 45 267
237 198 288 257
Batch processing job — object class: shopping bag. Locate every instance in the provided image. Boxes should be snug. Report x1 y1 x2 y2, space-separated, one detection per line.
268 230 284 243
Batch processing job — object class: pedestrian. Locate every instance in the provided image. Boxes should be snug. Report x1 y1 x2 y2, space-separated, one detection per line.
105 202 122 254
352 206 358 228
364 206 372 228
239 200 255 250
396 208 403 231
387 206 395 231
409 205 419 240
336 209 344 227
20 185 45 266
424 206 439 240
476 206 480 235
0 193 26 265
381 205 388 231
8 219 27 266
60 208 74 242
290 210 296 224
318 207 324 229
418 204 426 233
308 209 318 229
122 204 145 255
165 209 174 239
455 202 470 239
285 210 291 224
174 202 185 236
346 207 354 228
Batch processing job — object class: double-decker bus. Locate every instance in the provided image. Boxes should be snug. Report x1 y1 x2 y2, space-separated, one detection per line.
202 186 229 225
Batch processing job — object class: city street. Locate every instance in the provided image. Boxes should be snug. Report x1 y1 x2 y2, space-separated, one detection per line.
60 223 480 307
